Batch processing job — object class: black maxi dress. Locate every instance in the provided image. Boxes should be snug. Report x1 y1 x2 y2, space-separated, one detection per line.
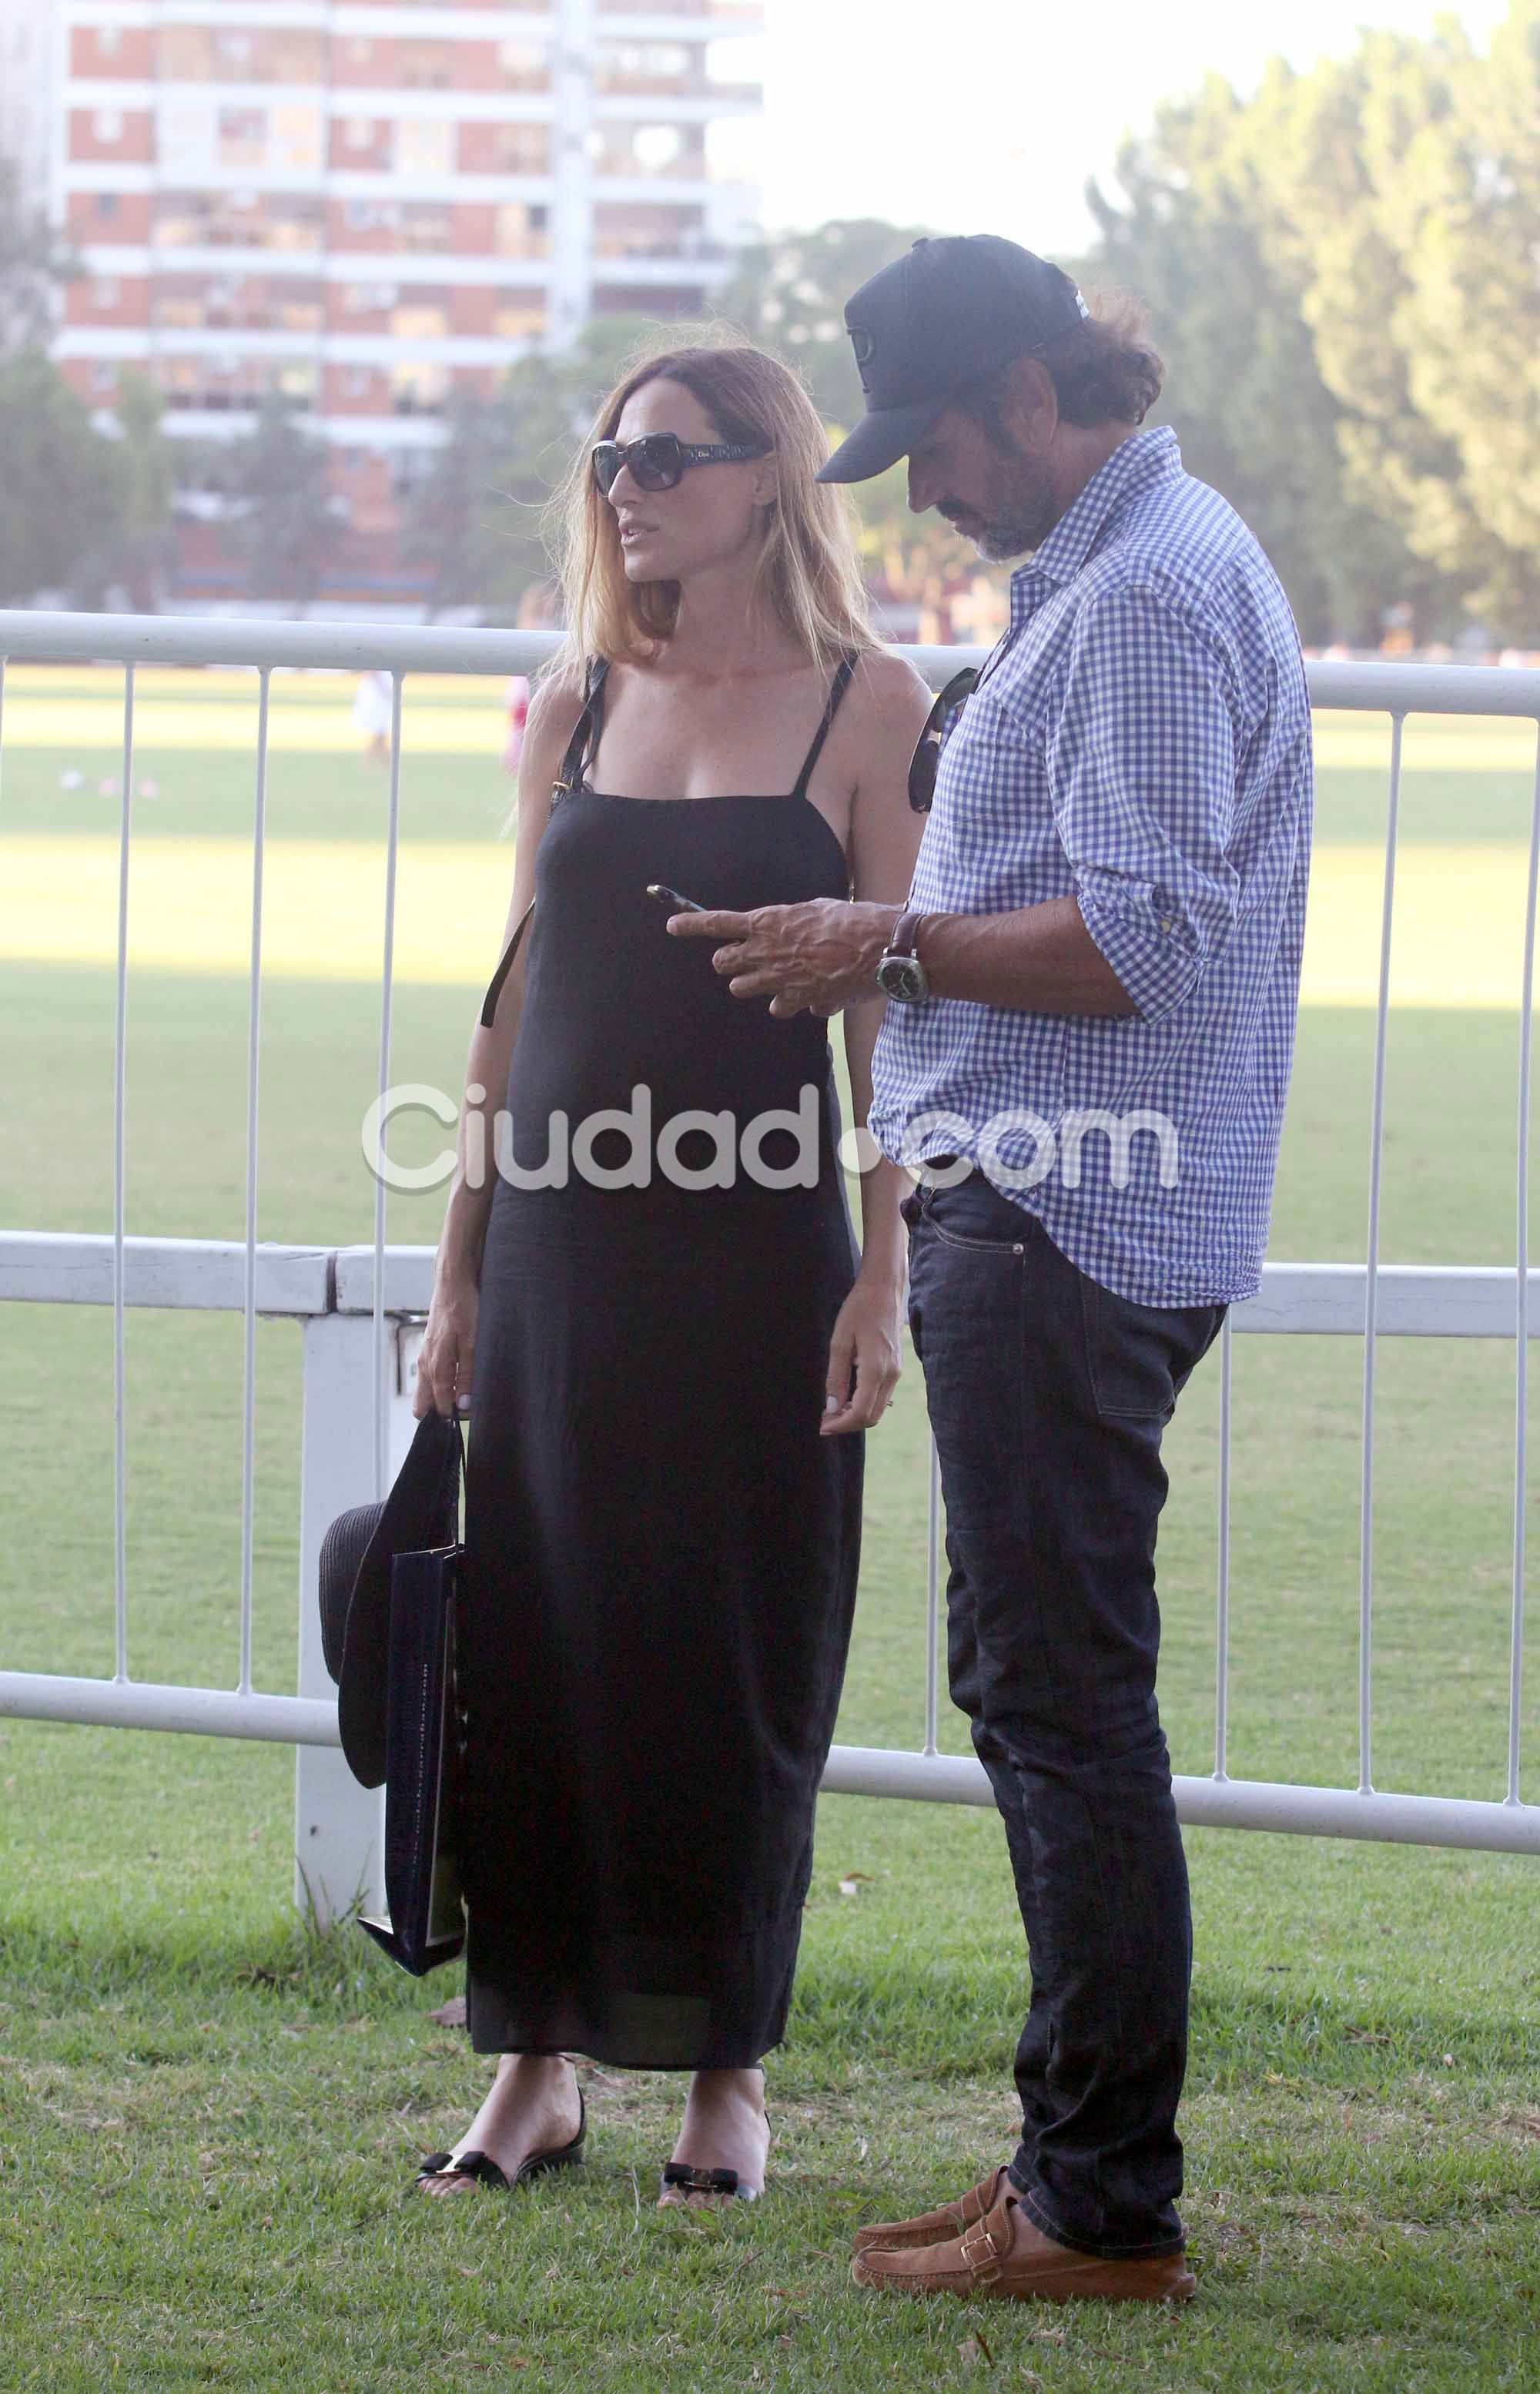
460 653 865 2068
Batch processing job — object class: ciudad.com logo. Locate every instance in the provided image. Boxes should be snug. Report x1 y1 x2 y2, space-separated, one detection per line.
360 1083 1181 1194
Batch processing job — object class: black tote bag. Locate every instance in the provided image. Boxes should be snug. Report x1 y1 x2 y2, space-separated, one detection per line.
357 1416 468 1977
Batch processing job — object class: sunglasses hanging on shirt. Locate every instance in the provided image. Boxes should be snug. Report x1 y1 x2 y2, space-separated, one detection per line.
906 666 979 812
591 434 770 495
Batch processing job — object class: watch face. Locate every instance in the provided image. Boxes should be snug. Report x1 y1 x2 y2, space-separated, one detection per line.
877 954 929 1004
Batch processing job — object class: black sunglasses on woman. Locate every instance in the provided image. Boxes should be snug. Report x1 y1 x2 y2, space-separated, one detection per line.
591 433 770 495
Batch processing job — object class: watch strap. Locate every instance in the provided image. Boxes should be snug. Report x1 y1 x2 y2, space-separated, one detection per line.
886 908 927 962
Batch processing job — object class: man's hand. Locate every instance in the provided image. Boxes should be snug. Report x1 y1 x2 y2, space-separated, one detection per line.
668 898 902 1018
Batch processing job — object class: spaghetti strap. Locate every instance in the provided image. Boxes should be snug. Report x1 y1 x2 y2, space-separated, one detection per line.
554 655 611 797
790 650 859 802
479 658 609 1030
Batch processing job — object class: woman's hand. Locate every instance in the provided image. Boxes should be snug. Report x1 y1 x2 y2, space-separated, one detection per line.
413 1272 480 1421
821 1272 904 1436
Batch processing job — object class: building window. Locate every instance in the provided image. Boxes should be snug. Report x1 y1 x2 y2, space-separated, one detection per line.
633 125 684 172
492 124 550 173
497 39 547 89
92 108 124 142
397 119 454 178
95 193 118 219
345 370 372 399
91 363 116 395
391 447 440 497
99 25 122 57
218 107 267 169
343 283 398 313
92 277 121 308
343 118 375 151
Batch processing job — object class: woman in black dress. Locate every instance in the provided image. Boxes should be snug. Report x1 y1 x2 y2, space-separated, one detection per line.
411 343 932 2206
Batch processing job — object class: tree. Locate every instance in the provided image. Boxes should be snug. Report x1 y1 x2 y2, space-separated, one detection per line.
0 350 127 603
403 316 682 621
219 395 344 605
1085 70 1435 647
1083 3 1540 644
0 159 79 358
1287 6 1540 638
106 370 176 611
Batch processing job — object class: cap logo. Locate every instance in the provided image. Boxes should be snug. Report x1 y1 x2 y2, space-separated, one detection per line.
849 323 876 391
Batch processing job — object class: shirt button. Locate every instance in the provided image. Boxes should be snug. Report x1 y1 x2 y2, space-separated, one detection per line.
1157 916 1173 934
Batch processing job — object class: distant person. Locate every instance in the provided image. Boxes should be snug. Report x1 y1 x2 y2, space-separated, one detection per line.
409 344 932 2208
501 672 531 778
352 668 393 767
671 236 1314 2302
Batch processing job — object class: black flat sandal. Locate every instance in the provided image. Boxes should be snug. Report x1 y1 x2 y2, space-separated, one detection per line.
411 2089 586 2196
658 2160 760 2206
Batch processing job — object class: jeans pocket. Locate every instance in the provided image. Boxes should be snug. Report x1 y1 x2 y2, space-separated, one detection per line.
922 1178 1041 1257
1080 1277 1222 1422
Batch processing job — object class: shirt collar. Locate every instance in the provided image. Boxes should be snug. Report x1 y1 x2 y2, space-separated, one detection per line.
1007 424 1182 625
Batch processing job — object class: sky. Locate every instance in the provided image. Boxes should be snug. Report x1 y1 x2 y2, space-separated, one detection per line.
719 0 1513 256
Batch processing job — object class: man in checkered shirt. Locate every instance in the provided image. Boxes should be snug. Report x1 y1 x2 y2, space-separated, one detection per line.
675 234 1312 2305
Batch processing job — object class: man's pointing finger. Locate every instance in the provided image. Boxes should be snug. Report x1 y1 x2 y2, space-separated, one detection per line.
666 908 752 940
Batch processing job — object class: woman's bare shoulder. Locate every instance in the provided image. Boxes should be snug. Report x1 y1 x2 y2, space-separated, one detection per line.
525 660 591 748
848 645 934 722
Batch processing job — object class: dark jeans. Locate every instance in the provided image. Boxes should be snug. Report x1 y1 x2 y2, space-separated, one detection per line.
901 1170 1225 2259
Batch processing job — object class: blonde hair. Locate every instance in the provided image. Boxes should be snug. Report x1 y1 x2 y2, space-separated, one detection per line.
548 331 879 678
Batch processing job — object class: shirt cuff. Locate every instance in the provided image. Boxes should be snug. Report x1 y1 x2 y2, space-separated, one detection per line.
1074 869 1204 1023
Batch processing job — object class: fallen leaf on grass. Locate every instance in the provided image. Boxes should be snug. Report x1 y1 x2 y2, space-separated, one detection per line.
429 1995 467 2027
957 2329 993 2366
1344 2029 1391 2046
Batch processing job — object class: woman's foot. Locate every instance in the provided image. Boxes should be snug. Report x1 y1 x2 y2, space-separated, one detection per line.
417 2052 583 2198
658 2068 771 2209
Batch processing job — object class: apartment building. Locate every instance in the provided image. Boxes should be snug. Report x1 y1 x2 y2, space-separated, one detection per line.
0 0 762 602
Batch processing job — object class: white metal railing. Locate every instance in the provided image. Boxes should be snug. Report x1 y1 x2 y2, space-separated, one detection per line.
2 611 1539 1927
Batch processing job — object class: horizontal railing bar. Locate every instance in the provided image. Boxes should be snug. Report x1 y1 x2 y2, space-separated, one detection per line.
0 1672 338 1746
0 611 563 678
3 611 1540 716
822 1746 1540 1853
1305 658 1540 719
10 1236 1540 1338
0 1231 332 1314
4 1673 1535 1854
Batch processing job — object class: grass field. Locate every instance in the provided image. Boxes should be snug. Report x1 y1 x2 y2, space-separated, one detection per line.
2 668 1538 2391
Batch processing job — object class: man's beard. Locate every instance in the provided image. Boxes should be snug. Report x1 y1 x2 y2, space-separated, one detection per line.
942 444 1059 564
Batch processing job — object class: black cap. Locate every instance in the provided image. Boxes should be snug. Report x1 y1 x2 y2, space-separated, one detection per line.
815 235 1090 484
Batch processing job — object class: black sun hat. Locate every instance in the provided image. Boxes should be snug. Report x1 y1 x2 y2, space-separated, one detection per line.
317 1403 464 1789
816 234 1090 485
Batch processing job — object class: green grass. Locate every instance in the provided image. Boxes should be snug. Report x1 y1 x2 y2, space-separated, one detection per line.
2 728 1539 2389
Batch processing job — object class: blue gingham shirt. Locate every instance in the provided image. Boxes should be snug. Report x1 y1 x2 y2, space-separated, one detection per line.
869 425 1313 1306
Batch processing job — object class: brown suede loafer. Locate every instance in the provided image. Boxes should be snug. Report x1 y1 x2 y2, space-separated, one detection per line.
852 2165 1013 2255
850 2178 1196 2305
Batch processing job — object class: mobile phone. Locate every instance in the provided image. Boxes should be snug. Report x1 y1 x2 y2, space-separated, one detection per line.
645 882 708 913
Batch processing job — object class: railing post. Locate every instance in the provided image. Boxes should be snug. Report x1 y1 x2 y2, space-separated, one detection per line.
294 1308 415 1930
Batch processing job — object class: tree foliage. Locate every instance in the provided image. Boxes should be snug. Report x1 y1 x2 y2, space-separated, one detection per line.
0 159 79 358
0 351 127 603
403 315 692 620
1086 0 1540 641
216 397 343 604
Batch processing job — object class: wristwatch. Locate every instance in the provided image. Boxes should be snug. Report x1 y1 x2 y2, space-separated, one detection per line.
875 909 932 1004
